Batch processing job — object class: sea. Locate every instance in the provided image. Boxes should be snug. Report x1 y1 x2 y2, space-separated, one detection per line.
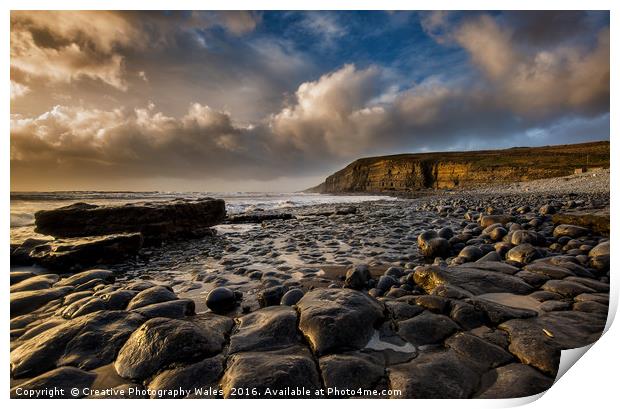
10 191 397 243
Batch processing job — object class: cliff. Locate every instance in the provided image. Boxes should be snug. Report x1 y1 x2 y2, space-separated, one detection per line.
308 141 610 194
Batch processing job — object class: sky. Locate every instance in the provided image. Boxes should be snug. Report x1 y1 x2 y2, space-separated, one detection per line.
10 11 610 192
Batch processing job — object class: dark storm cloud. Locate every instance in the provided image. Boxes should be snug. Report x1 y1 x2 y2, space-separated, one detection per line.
10 11 610 191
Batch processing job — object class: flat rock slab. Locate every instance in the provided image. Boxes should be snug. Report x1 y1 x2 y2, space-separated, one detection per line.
221 346 321 398
552 209 609 235
35 199 226 243
10 274 59 293
499 311 606 376
476 363 554 398
414 265 533 296
541 280 596 298
388 349 481 398
229 306 300 354
114 317 223 381
296 288 384 355
10 366 96 399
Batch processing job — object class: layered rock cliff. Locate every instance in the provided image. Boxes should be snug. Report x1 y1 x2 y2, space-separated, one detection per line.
308 141 609 194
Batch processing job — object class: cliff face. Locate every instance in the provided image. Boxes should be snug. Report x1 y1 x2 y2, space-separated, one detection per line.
308 141 610 193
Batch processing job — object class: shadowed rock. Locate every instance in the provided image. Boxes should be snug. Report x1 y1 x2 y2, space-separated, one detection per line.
499 311 607 376
389 349 481 398
11 286 74 317
11 310 145 378
476 363 554 398
10 366 96 399
28 234 143 270
398 311 459 345
319 352 385 392
147 355 225 398
221 346 321 398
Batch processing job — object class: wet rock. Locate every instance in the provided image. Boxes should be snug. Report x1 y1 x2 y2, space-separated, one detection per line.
127 285 177 310
18 318 66 341
10 271 36 285
565 276 609 293
319 352 385 392
133 299 196 319
280 288 305 306
10 366 96 399
573 301 608 314
589 241 610 271
10 274 59 293
344 264 371 290
488 226 507 241
229 306 300 353
221 346 321 398
539 300 571 312
458 246 483 262
445 332 513 370
449 301 487 330
398 311 459 345
115 317 222 380
414 265 533 296
553 224 590 238
574 293 609 305
385 301 424 321
499 311 606 375
376 275 398 293
524 263 573 279
476 363 554 398
101 289 137 310
205 287 237 313
35 198 226 243
11 310 145 377
71 297 108 318
11 286 74 317
56 269 115 287
480 215 512 228
147 355 225 398
506 243 543 264
411 295 451 314
29 234 143 270
389 349 480 398
258 285 287 307
417 231 450 258
297 288 384 355
510 230 543 246
541 280 596 298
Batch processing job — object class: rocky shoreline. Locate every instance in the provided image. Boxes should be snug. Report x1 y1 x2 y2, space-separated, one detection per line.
9 185 610 399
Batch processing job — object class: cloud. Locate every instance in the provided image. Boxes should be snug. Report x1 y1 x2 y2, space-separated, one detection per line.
455 15 609 118
10 81 30 99
298 12 347 47
10 11 610 190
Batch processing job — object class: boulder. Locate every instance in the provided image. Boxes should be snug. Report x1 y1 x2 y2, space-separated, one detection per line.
205 287 237 313
35 198 226 243
221 346 321 398
280 288 305 306
417 231 450 258
147 355 225 398
10 366 96 399
398 311 459 345
296 288 384 355
506 243 543 264
476 363 554 398
11 310 145 378
344 264 371 290
466 297 537 325
499 311 606 375
414 265 533 296
388 349 480 398
319 352 385 392
132 299 195 319
445 332 513 370
553 224 590 238
126 285 177 310
552 209 609 235
114 317 223 380
10 274 59 293
11 286 74 317
229 306 300 353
